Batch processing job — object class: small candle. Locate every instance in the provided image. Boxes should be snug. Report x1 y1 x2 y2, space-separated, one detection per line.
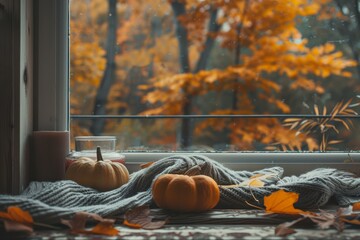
32 131 70 181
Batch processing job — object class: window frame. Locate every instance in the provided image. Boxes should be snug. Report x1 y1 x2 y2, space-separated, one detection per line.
34 0 69 132
39 0 360 176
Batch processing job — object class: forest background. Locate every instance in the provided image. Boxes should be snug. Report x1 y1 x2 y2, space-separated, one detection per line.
69 0 360 152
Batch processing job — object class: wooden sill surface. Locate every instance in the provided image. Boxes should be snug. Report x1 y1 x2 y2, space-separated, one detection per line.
2 208 360 239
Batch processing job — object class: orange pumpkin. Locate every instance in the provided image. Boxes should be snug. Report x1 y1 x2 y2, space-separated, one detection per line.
65 147 129 191
152 174 220 212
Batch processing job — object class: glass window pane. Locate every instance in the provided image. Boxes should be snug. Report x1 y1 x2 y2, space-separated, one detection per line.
70 0 360 151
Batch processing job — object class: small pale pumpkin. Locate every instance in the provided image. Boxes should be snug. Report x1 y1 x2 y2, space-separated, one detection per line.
152 174 220 212
65 147 129 191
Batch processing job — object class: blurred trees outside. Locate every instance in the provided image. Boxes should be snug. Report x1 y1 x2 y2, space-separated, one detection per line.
70 0 359 152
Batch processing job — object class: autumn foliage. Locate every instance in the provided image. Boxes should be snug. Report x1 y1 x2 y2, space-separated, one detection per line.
70 0 358 151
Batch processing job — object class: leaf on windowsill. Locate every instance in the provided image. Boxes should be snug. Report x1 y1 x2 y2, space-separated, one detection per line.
0 206 33 225
275 217 305 237
61 212 119 236
274 206 354 235
353 202 360 211
0 206 33 234
306 207 355 232
342 218 360 226
264 189 308 215
61 212 102 231
75 219 119 236
1 219 33 234
307 211 340 231
123 206 167 230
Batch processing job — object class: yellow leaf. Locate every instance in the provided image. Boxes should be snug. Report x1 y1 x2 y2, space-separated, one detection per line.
248 178 265 187
264 190 306 215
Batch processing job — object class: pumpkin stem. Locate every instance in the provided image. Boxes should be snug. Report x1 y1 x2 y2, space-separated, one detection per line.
96 146 103 161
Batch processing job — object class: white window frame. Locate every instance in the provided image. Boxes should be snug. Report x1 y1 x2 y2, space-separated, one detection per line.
36 0 360 176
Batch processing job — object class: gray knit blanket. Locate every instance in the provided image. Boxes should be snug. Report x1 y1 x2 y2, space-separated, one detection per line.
1 155 360 224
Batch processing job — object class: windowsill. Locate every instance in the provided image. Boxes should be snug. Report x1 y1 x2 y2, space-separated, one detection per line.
3 208 359 239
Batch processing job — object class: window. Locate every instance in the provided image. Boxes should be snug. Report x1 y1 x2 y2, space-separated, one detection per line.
69 0 360 155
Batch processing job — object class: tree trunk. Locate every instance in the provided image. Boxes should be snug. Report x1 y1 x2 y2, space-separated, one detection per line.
231 0 249 111
170 0 192 148
333 0 360 79
90 0 117 135
170 2 222 148
232 24 242 110
194 8 221 73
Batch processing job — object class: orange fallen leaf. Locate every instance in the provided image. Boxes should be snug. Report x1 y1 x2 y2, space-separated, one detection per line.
86 220 119 236
123 219 142 229
342 218 360 225
0 206 34 234
0 206 33 225
61 212 119 236
264 190 306 215
140 161 155 169
61 212 103 231
124 206 167 229
353 202 360 211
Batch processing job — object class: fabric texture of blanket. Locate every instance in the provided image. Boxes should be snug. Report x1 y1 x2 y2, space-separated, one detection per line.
0 155 360 223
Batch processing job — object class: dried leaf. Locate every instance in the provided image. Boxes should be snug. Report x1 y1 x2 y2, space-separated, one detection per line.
308 211 336 230
342 218 360 225
275 217 305 237
124 206 167 230
275 225 296 237
353 202 360 211
61 212 119 236
328 140 343 145
61 212 103 230
0 206 33 225
314 104 319 116
307 207 351 232
123 219 142 229
88 220 119 236
0 206 34 234
2 220 33 234
339 99 352 113
140 161 155 169
248 179 265 187
284 118 302 123
322 106 327 116
264 190 307 215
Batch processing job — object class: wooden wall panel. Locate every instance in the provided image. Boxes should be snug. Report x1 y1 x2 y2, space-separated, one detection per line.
0 0 15 194
0 0 33 194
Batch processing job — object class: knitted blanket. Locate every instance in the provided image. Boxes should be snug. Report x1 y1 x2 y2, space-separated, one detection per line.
1 155 360 224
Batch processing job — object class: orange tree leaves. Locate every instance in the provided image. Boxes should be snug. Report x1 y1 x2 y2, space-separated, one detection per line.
69 0 357 150
139 0 356 150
